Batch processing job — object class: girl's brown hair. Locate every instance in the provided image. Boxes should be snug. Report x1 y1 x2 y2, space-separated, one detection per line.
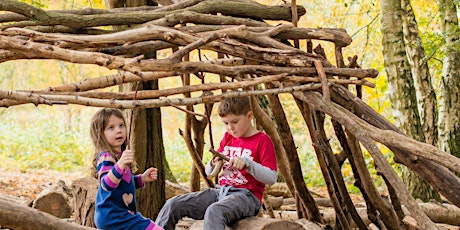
90 108 136 178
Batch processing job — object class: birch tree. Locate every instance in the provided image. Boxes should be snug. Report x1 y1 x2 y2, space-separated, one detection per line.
380 0 438 201
400 0 440 201
437 0 460 158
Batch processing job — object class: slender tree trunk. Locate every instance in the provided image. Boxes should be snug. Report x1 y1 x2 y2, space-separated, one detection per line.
120 0 165 220
401 0 438 146
400 0 440 201
380 0 425 143
380 0 436 201
437 0 460 158
131 87 166 219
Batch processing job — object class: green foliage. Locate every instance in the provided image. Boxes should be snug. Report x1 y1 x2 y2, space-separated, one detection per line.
163 135 214 182
164 138 192 182
17 0 107 10
18 0 49 8
298 145 324 187
0 106 95 173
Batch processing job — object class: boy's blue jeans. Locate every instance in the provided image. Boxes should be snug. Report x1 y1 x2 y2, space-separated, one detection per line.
155 186 261 230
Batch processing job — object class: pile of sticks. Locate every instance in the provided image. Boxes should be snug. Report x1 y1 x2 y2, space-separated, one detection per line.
0 0 376 108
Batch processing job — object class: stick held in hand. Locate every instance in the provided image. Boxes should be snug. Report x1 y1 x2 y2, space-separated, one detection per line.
209 148 229 161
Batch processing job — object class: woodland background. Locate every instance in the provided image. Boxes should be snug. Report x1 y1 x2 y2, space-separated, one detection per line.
0 0 446 194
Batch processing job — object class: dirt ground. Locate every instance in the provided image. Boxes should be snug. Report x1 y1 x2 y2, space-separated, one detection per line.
0 167 362 207
2 168 460 230
0 167 332 201
0 167 348 211
0 168 81 204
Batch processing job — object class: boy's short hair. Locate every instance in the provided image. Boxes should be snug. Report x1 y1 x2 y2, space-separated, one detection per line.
218 96 251 117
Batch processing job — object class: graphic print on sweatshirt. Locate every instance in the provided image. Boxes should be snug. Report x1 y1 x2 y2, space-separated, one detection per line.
218 146 253 186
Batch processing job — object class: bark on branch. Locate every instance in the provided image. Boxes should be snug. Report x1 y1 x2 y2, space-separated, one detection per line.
0 0 305 29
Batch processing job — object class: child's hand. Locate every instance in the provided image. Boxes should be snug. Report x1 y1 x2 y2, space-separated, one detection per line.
229 157 247 170
142 167 158 183
210 157 220 167
117 149 134 170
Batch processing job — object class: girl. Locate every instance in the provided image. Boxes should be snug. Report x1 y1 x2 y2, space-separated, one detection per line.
90 108 163 230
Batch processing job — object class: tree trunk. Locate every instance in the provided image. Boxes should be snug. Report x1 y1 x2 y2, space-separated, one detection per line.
437 0 460 158
71 177 97 228
180 57 212 191
381 0 438 202
116 0 165 221
400 0 440 202
380 0 424 148
130 80 166 220
401 0 438 147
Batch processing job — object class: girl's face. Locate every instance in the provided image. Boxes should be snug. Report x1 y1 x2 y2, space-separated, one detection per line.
103 115 127 152
221 112 254 138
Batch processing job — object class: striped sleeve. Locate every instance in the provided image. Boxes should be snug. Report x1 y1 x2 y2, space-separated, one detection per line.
134 175 145 189
96 152 123 191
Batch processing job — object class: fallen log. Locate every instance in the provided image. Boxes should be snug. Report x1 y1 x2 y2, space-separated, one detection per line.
0 194 32 207
184 216 308 230
279 197 334 210
274 202 460 227
420 202 460 226
71 177 97 227
296 219 324 230
32 180 73 218
266 196 283 210
165 180 190 199
0 199 94 230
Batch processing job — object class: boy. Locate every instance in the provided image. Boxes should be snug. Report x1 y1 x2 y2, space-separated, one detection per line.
155 96 278 230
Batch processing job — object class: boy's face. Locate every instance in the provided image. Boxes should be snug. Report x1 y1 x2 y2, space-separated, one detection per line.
221 112 253 138
104 115 127 152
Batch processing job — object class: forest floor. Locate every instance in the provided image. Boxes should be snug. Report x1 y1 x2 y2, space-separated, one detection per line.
2 168 460 230
0 167 340 203
0 167 81 204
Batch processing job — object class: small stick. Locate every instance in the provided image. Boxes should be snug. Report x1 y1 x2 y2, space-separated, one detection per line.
314 59 330 102
209 149 229 161
207 159 223 179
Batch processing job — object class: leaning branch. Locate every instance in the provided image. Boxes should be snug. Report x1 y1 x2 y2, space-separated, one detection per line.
0 83 323 108
292 90 437 229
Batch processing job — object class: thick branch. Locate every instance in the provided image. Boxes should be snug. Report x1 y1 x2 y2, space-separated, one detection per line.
0 0 305 29
0 6 161 23
151 10 269 27
42 74 288 99
0 83 322 108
